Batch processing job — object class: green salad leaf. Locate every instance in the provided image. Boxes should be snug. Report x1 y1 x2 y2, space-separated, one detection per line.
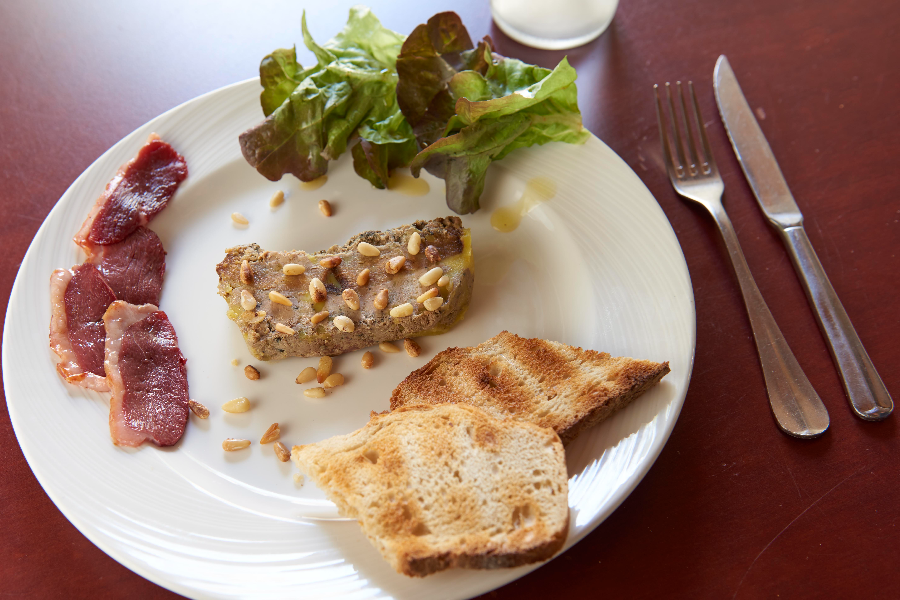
396 13 588 214
239 7 417 188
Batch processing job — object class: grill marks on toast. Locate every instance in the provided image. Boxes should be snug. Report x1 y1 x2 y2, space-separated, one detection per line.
390 331 670 444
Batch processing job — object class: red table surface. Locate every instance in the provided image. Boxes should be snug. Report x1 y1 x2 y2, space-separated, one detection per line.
2 0 898 598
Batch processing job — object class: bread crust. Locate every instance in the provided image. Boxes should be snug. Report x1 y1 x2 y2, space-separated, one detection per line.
390 331 670 445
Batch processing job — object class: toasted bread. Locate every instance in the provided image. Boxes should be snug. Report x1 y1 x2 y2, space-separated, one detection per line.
291 404 569 577
390 331 670 445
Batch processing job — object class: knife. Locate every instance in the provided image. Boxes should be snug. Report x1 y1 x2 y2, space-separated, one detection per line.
713 55 893 421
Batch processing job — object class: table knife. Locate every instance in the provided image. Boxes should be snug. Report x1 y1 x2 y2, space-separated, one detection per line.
713 55 893 421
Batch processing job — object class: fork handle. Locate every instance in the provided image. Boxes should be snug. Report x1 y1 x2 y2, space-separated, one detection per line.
711 205 830 438
778 225 893 420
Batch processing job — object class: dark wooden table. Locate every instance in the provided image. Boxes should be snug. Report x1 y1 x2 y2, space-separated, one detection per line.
2 0 898 597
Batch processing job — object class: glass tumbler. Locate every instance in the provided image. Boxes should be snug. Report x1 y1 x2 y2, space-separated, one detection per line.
491 0 619 50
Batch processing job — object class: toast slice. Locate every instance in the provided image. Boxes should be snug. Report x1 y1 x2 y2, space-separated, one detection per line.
291 404 569 577
390 331 670 445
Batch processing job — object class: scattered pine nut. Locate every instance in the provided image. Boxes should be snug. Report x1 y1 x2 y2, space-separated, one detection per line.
222 397 251 413
223 438 251 451
244 365 260 380
404 338 421 357
319 256 342 269
230 358 240 366
379 341 400 353
357 242 380 257
342 289 360 310
373 289 389 310
424 296 444 312
240 290 256 311
419 267 443 287
304 387 326 398
361 351 374 369
274 441 291 462
333 315 355 332
390 303 414 318
231 212 249 225
425 245 440 263
311 310 329 324
188 399 209 419
317 356 333 383
260 423 281 444
323 373 345 388
437 275 450 287
385 256 406 274
416 287 439 303
275 323 296 335
240 260 252 284
283 263 306 276
269 290 293 306
408 231 422 255
269 190 285 208
356 268 370 286
296 366 316 384
318 199 333 217
309 278 327 303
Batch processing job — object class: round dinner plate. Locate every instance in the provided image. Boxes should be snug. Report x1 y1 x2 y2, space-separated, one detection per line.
4 78 694 599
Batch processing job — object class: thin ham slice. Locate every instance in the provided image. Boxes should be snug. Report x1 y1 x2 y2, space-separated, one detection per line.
86 226 166 305
74 134 187 248
103 301 189 447
49 265 116 392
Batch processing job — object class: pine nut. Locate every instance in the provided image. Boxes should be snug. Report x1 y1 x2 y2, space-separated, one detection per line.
240 259 252 284
275 323 296 335
274 441 291 462
222 397 250 413
316 356 332 383
319 256 341 269
404 338 421 357
333 315 355 332
244 365 260 380
379 342 400 353
188 399 209 419
357 242 380 257
385 256 406 274
231 358 239 366
323 373 344 388
283 263 305 276
342 289 360 310
311 310 329 324
231 212 249 225
296 366 316 384
419 267 443 287
260 422 280 444
416 287 439 303
269 290 293 306
356 268 370 286
437 275 450 287
424 296 444 312
361 351 374 369
390 303 414 318
304 387 326 398
318 199 332 217
373 288 389 310
269 190 285 208
425 245 440 263
408 232 422 255
309 278 327 303
223 438 251 451
240 289 256 311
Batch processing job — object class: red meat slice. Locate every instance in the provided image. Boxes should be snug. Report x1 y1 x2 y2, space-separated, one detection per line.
74 134 187 248
103 301 189 447
87 226 166 305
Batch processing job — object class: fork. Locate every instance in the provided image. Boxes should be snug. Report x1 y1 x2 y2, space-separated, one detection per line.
655 81 830 439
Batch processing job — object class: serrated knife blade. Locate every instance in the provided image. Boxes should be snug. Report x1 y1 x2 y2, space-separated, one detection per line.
713 55 892 420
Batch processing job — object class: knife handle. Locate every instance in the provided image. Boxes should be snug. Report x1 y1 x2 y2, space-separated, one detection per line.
779 226 893 420
711 205 830 438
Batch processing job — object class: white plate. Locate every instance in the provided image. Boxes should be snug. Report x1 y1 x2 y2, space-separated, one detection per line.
4 79 694 599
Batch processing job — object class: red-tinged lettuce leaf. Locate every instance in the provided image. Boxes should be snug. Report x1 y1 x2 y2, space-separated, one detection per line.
240 7 416 185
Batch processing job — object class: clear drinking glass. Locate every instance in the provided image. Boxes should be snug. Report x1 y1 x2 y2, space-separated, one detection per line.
491 0 619 50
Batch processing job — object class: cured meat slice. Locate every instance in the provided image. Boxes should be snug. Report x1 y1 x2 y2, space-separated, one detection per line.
103 301 189 447
74 134 187 248
49 264 116 391
87 226 166 305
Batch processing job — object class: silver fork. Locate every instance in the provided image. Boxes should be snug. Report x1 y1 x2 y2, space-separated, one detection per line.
655 81 830 439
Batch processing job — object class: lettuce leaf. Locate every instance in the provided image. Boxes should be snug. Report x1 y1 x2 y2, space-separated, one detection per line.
397 13 588 214
239 7 417 188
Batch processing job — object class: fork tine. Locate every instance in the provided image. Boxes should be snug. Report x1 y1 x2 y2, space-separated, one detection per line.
654 84 678 179
689 81 717 173
677 81 701 175
664 83 687 177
